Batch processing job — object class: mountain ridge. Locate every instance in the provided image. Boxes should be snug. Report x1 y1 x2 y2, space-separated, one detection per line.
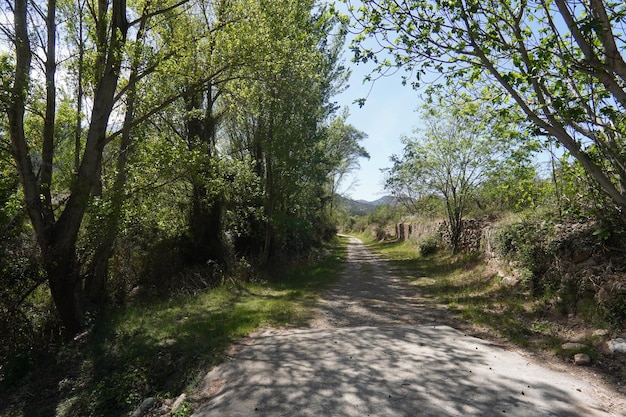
337 195 397 215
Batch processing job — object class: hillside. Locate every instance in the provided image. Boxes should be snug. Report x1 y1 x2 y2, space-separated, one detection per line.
337 195 397 215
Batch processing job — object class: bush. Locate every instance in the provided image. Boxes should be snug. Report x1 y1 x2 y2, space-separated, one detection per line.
419 234 441 256
494 220 553 294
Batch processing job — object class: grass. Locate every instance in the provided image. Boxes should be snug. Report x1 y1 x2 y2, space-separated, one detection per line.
1 237 347 417
353 233 596 355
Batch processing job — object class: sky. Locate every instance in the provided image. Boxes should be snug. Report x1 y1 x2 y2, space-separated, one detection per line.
330 0 424 203
333 52 422 202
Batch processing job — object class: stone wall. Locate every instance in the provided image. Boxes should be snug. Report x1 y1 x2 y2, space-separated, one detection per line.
395 217 493 253
438 217 494 253
395 221 440 243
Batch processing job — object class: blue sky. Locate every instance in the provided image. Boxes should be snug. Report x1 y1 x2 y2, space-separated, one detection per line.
333 52 422 202
329 1 559 202
330 0 424 202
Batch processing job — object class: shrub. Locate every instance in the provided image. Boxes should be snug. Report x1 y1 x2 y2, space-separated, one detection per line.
419 234 441 256
494 220 553 294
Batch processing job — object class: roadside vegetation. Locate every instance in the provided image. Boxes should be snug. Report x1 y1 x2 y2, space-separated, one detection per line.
340 1 626 386
1 1 364 415
351 231 626 387
1 237 347 417
3 0 626 415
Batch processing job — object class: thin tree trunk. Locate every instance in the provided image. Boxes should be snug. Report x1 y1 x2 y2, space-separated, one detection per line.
86 7 147 304
41 0 57 215
185 86 225 264
261 149 274 265
74 2 84 175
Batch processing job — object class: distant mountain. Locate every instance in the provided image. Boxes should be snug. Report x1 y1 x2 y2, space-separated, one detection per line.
337 195 397 216
356 195 398 207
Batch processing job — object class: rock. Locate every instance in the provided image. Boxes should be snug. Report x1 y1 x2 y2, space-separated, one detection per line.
592 329 609 337
574 353 591 366
130 397 156 417
561 342 587 351
171 393 187 414
500 275 519 286
607 338 626 354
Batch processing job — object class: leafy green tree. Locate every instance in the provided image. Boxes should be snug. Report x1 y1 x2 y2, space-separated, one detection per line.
222 0 348 263
1 0 197 334
385 93 535 251
343 0 626 213
323 110 370 215
1 0 352 334
477 141 545 212
2 0 132 333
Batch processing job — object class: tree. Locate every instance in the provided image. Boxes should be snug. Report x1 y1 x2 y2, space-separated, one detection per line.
323 109 370 215
221 0 348 263
0 0 351 334
385 93 532 251
2 0 132 334
1 0 196 334
343 0 626 214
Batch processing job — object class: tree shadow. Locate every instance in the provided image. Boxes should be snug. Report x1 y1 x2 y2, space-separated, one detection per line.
193 326 611 416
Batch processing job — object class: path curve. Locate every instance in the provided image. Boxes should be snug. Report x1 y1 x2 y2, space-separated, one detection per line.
191 236 625 416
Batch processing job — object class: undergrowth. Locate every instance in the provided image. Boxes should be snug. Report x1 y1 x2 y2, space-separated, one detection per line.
0 237 347 417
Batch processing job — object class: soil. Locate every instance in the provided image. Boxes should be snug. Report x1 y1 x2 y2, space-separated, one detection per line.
310 235 454 329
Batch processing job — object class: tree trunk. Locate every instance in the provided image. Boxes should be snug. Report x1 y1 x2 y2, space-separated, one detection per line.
261 150 275 265
189 184 224 264
184 86 225 265
46 247 85 335
86 8 148 305
6 0 129 335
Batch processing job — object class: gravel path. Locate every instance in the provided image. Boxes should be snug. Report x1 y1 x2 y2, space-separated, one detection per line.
191 235 626 417
310 235 449 328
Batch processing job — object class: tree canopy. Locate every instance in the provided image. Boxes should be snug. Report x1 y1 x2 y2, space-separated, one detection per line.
343 0 626 213
0 0 367 334
385 91 538 250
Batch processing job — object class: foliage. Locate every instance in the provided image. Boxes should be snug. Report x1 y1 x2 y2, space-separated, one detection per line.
0 0 353 335
219 0 350 264
385 91 538 251
323 109 370 205
0 237 347 417
419 234 441 257
477 147 547 212
494 220 554 292
343 0 626 212
366 203 406 227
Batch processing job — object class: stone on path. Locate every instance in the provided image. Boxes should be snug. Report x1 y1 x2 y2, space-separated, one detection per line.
607 338 626 354
574 353 591 366
561 342 587 351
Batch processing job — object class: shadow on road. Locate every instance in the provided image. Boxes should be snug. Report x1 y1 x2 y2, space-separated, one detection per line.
194 326 611 416
191 236 622 417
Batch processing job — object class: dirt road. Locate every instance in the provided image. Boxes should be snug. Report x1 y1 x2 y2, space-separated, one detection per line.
191 236 625 416
310 235 450 329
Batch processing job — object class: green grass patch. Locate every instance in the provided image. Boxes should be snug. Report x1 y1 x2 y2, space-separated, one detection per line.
351 232 424 261
1 237 347 417
355 235 582 355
